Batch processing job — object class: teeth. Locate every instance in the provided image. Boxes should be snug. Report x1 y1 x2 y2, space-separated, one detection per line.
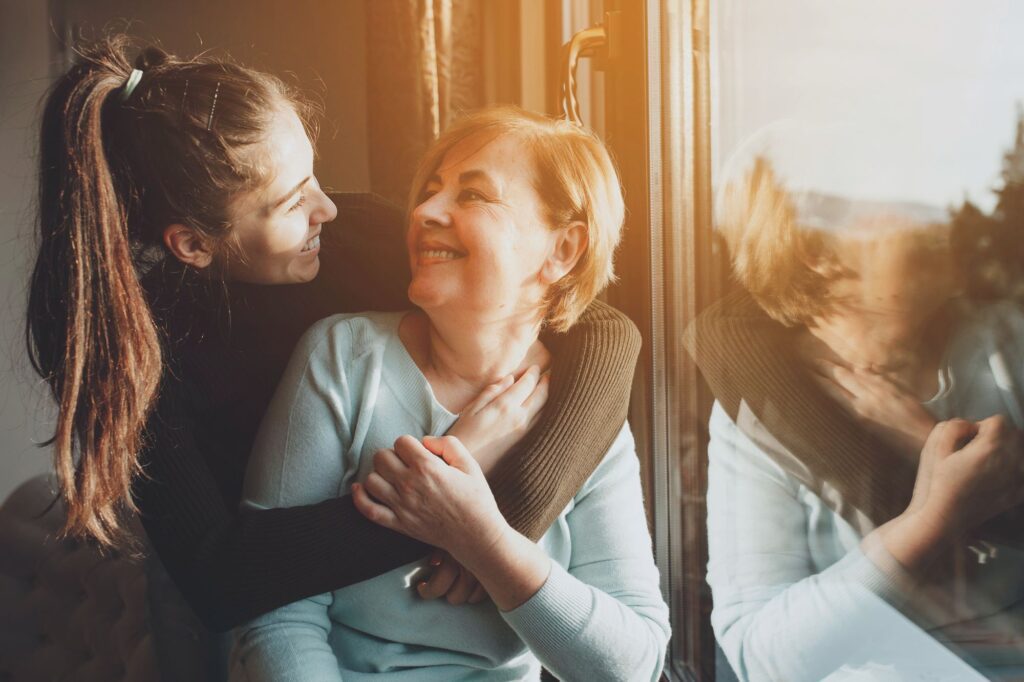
302 235 320 252
421 249 461 260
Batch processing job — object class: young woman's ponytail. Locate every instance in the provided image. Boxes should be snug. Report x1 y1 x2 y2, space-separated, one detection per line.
27 42 161 546
26 36 310 546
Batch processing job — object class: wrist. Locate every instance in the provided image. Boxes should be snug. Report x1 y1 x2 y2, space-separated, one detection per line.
912 417 938 448
876 507 952 572
457 523 552 612
448 513 513 570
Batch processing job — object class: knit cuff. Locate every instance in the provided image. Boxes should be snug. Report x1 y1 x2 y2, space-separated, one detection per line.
501 562 593 656
837 533 919 613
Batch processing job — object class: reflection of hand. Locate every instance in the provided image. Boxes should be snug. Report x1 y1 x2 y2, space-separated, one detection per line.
914 416 1024 535
416 550 488 605
447 366 550 475
352 435 508 561
876 417 1024 571
813 359 937 455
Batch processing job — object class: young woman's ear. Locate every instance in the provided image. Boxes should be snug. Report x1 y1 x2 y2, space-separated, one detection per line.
540 221 588 285
163 224 215 268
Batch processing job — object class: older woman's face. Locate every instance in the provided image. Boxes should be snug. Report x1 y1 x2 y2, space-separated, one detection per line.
407 133 558 321
829 216 958 323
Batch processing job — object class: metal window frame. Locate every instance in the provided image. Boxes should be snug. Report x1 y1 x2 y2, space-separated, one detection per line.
602 1 719 679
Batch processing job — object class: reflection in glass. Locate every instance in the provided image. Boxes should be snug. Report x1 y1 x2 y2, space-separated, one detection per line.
692 153 1024 681
691 5 1024 678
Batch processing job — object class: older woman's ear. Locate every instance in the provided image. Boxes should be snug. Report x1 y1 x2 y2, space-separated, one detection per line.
541 221 588 285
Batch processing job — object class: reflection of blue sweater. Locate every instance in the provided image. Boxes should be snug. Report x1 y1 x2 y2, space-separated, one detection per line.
231 312 670 681
707 302 1024 682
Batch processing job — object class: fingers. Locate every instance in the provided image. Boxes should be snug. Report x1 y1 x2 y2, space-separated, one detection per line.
924 418 977 457
813 359 859 398
498 365 542 407
462 374 515 416
974 414 1012 443
416 552 483 606
372 448 408 484
393 434 443 470
521 372 550 430
422 435 478 474
813 371 854 405
352 482 399 529
467 583 488 605
444 567 480 605
417 552 460 601
363 471 399 505
520 372 552 430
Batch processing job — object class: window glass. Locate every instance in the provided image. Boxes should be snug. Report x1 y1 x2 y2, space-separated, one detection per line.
695 2 1024 680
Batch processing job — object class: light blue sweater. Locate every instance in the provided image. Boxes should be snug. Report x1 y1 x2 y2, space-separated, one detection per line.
707 301 1024 682
231 312 670 681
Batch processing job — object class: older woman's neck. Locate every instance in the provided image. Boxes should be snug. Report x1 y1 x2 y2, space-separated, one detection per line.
809 312 922 369
403 310 546 413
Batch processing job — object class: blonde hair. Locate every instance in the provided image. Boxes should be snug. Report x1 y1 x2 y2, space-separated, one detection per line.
408 106 624 332
717 157 835 326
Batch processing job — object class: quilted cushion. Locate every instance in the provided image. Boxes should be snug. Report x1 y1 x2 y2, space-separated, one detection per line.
0 475 159 682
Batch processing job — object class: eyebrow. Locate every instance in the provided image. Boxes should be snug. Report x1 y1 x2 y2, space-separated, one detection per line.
269 176 311 211
428 169 498 190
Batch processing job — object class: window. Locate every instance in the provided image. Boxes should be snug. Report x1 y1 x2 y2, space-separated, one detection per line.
595 1 1024 679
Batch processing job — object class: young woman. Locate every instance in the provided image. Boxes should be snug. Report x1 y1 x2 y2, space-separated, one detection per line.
690 158 1024 681
25 36 641 636
233 106 669 682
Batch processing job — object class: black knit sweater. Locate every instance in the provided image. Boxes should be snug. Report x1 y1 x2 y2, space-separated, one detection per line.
133 193 642 631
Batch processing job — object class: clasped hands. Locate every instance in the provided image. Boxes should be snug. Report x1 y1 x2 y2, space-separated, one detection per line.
352 434 502 605
352 364 550 606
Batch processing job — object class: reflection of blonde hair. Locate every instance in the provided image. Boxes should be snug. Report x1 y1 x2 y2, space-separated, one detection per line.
409 106 624 332
718 157 834 326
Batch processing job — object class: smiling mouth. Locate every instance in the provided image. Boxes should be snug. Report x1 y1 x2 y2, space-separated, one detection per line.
419 249 464 261
301 234 321 253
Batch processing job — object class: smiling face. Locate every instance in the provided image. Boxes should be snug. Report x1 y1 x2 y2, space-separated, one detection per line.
220 106 337 284
406 132 563 323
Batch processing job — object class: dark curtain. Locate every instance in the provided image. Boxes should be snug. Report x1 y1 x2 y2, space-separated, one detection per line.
366 0 484 207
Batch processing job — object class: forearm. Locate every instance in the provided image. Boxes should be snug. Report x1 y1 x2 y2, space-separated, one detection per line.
872 508 953 573
475 428 668 681
451 523 551 612
707 404 919 680
139 476 428 631
137 378 428 631
502 562 669 682
712 543 917 682
490 300 641 540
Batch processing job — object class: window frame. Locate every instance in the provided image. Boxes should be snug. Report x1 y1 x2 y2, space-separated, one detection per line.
601 1 720 679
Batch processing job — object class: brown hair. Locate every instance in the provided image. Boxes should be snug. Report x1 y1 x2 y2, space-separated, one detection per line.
408 106 625 332
717 157 835 326
26 35 310 546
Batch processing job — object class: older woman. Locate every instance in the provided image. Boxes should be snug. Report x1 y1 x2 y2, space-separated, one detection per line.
231 107 670 681
690 158 1024 681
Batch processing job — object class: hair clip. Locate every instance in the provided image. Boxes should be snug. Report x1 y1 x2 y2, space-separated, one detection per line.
121 69 144 101
206 81 221 130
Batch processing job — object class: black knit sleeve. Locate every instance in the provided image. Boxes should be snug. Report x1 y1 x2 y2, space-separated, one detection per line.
133 373 429 632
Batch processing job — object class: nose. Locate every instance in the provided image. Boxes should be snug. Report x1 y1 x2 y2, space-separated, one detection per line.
309 179 338 225
410 189 450 231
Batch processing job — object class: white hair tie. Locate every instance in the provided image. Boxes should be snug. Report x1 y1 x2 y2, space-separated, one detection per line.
122 69 144 101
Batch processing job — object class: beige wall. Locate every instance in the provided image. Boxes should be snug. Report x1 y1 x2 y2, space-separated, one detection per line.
0 0 57 501
58 0 371 192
